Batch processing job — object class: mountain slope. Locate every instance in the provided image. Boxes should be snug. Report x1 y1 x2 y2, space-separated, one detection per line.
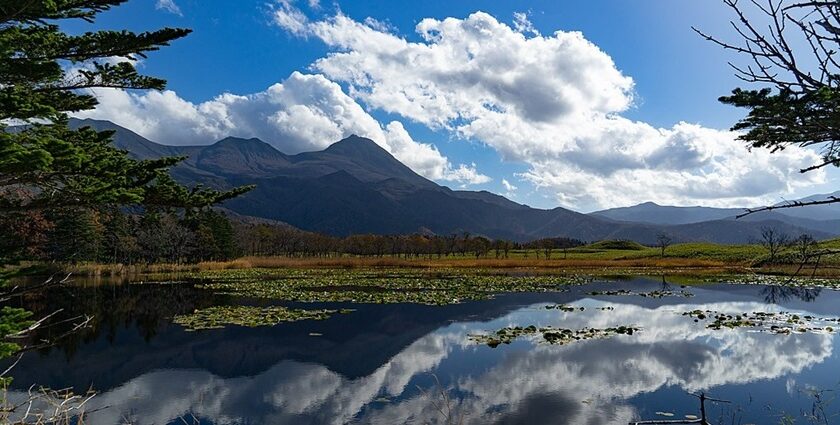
70 118 837 243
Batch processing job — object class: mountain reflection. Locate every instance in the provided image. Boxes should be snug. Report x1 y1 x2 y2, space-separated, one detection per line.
11 298 832 425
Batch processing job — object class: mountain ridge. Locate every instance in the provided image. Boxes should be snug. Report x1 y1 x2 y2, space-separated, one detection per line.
69 118 838 243
591 199 840 235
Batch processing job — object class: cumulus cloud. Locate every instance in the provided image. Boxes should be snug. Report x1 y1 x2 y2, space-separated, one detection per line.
513 11 539 36
155 0 182 16
75 72 489 186
274 11 824 209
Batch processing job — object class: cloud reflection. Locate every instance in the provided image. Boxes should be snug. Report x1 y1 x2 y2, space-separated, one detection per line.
10 300 833 425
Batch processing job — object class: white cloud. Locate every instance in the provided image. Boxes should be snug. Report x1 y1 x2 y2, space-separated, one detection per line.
274 11 824 210
502 178 517 192
444 163 491 185
363 17 397 34
75 72 488 186
155 0 182 16
512 11 539 36
272 1 310 37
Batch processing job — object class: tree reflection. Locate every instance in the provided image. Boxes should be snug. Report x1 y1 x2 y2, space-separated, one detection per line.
9 298 830 425
8 280 222 359
760 285 822 304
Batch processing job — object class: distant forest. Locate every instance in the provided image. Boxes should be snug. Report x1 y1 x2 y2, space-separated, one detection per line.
0 209 584 264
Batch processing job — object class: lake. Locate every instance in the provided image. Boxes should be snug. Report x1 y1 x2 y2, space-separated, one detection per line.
4 275 840 424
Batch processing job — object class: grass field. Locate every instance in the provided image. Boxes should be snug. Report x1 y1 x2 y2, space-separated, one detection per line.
49 238 840 279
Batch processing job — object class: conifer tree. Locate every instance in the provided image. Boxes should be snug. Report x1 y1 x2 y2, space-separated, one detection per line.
0 0 251 360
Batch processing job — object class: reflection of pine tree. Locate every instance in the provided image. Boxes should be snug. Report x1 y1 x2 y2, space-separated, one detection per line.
21 283 220 359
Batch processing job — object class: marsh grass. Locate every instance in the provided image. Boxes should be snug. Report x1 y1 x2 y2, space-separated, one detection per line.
0 386 95 425
40 238 840 278
57 256 739 275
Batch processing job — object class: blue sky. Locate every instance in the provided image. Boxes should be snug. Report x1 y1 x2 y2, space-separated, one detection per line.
69 0 840 211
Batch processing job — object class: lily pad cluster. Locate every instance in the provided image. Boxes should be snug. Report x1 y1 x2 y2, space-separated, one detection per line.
682 309 838 334
588 289 694 298
469 324 639 348
188 268 591 305
710 274 840 289
545 304 584 312
173 305 352 331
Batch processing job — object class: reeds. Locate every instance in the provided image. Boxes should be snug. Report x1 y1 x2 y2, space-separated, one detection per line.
50 256 747 276
0 386 95 425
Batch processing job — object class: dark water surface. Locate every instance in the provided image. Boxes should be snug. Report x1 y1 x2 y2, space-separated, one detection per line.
5 277 840 424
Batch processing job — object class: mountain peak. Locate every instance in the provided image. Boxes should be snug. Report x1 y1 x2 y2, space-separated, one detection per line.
324 135 387 156
194 136 289 176
212 136 278 153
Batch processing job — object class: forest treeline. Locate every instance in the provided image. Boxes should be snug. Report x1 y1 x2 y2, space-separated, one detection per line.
0 208 584 264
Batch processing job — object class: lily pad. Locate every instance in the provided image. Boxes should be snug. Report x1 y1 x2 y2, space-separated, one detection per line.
173 305 345 331
188 268 590 305
469 324 639 347
682 309 839 334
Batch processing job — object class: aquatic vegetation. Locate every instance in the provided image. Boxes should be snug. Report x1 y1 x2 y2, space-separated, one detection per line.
469 324 639 348
172 305 353 331
545 304 584 312
710 274 840 289
682 309 839 334
186 268 591 305
588 289 633 296
587 289 694 298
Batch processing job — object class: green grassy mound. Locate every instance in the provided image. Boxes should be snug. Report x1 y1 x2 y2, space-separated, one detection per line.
585 240 648 251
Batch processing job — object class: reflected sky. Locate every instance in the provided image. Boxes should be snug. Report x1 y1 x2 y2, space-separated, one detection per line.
6 278 840 424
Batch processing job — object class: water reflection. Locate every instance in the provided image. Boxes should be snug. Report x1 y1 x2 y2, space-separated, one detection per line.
760 285 822 304
8 284 837 425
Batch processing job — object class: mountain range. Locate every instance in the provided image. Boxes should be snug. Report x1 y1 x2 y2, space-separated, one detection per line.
71 118 840 244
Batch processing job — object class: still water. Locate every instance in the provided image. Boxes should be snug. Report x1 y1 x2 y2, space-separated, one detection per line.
5 277 840 424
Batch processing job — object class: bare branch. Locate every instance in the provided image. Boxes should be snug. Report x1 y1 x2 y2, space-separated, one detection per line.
737 196 840 218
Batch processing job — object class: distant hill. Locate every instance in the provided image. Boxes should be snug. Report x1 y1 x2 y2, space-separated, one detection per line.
591 202 742 225
592 201 840 237
70 118 837 244
770 191 840 221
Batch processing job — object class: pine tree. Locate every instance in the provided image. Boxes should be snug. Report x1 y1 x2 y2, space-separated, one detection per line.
0 0 251 361
697 1 840 213
47 207 103 262
192 210 237 261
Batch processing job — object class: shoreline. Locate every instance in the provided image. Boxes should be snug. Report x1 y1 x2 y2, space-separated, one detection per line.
29 256 840 279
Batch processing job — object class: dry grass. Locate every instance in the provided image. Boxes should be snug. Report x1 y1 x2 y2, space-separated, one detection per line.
56 256 748 277
51 246 840 278
757 264 840 278
240 255 739 271
0 386 96 424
